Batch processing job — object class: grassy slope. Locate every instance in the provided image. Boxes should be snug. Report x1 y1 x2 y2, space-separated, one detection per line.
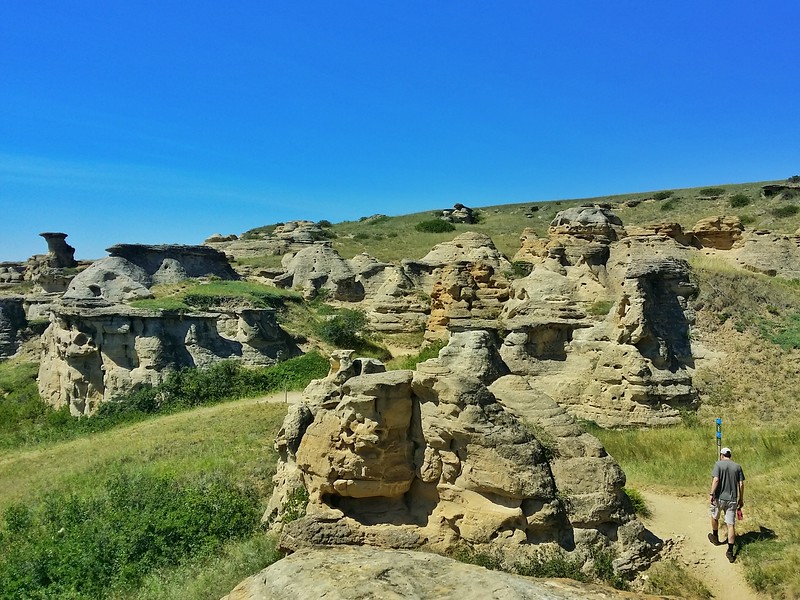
319 179 799 262
0 398 288 600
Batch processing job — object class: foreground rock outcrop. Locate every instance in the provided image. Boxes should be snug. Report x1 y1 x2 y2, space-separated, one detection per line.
266 332 661 579
223 546 661 600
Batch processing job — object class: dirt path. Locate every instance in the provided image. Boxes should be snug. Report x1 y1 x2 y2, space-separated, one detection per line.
641 490 767 600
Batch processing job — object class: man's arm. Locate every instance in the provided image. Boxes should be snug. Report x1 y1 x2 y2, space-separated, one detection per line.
709 476 719 502
738 481 745 507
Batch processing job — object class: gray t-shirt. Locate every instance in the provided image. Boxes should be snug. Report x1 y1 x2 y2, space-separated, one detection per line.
712 459 745 502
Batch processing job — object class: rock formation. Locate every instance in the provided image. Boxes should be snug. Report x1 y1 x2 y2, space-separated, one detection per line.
690 216 745 250
266 332 661 579
37 303 296 416
63 244 238 303
23 232 80 294
0 297 26 359
0 263 25 285
39 232 77 268
223 546 663 600
274 242 364 300
204 220 331 266
440 203 475 224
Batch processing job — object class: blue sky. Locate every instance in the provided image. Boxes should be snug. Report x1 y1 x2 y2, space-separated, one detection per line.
2 1 798 261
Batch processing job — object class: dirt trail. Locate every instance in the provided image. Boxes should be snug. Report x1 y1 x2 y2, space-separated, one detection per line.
641 490 767 600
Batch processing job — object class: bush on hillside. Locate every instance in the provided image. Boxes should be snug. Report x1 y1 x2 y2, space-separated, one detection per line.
660 199 678 212
653 190 673 201
315 309 369 348
729 193 751 208
699 187 725 197
771 205 799 218
414 219 456 233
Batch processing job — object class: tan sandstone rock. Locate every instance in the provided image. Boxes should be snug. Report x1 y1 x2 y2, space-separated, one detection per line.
222 546 664 600
266 333 661 578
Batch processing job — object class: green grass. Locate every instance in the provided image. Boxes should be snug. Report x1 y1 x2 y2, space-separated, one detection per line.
591 419 800 598
311 179 799 264
642 560 712 599
386 340 446 370
0 353 328 451
0 399 289 598
129 279 302 312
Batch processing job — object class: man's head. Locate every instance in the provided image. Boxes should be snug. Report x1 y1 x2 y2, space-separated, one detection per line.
721 447 732 458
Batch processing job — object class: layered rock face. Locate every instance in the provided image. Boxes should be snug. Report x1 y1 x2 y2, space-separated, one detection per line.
0 297 26 359
266 332 660 577
37 303 295 416
502 209 698 427
63 244 238 303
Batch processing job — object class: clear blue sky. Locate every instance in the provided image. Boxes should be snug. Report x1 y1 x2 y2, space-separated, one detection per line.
2 1 798 261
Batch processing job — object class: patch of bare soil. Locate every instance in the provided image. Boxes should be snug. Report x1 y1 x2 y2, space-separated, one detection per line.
642 490 767 600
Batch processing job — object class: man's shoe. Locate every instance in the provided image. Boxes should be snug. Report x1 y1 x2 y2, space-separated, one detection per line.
726 549 735 562
708 533 722 546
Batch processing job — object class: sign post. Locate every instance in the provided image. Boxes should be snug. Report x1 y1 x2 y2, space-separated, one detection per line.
715 417 722 458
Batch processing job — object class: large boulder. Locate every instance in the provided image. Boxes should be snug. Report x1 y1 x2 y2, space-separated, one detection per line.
549 207 626 241
223 546 663 600
731 230 800 279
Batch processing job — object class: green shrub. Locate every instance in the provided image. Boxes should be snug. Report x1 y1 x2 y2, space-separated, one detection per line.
660 199 678 212
316 219 332 228
506 261 533 279
513 548 587 581
449 545 503 571
315 309 369 348
699 187 725 197
414 219 456 233
280 487 309 523
653 191 673 201
0 472 260 599
771 205 799 218
587 300 614 316
2 354 329 449
740 214 756 225
590 546 627 590
730 193 751 208
623 487 651 518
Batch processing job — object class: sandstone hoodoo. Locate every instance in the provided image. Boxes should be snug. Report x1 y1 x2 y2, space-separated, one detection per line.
266 333 661 580
64 243 239 303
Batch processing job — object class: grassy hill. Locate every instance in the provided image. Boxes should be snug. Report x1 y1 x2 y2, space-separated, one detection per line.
292 179 799 262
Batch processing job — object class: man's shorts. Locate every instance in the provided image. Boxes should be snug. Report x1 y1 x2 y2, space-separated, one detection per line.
710 499 737 525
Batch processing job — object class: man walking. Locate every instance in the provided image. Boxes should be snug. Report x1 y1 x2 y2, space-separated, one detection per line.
708 446 746 562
